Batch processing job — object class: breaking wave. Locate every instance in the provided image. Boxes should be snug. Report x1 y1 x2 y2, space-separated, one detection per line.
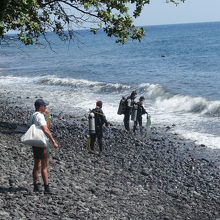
37 76 220 117
1 75 219 117
151 88 220 117
38 76 132 93
37 76 164 95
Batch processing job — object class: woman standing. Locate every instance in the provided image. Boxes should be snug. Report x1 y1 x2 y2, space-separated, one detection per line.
31 99 59 194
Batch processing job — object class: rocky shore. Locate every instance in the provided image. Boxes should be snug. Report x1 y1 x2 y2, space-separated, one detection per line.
1 95 220 220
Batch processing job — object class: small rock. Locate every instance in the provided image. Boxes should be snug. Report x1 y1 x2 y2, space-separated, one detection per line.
0 211 10 217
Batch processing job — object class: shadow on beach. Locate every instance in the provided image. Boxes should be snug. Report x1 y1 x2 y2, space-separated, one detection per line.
0 121 28 134
0 186 28 193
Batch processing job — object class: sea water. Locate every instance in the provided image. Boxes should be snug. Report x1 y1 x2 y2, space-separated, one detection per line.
0 22 220 148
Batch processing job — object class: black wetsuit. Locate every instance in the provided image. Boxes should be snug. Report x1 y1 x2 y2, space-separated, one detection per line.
90 107 109 152
123 96 136 131
133 101 147 132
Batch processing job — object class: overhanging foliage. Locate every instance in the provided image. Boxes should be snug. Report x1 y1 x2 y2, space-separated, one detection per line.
0 0 185 45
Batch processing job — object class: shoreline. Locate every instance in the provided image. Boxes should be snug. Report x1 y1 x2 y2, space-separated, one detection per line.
1 95 220 219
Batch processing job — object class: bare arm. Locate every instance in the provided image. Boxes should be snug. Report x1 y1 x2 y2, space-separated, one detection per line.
41 125 59 148
44 108 52 129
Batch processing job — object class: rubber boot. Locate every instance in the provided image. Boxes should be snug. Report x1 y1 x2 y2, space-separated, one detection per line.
44 184 52 194
33 183 41 192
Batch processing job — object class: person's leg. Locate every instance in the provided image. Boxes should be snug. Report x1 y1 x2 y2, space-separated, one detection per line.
41 157 52 194
33 158 41 191
133 120 137 132
41 157 49 185
33 146 50 193
90 134 96 151
33 146 44 192
97 135 103 153
139 117 143 134
124 112 130 131
33 159 41 183
133 121 138 132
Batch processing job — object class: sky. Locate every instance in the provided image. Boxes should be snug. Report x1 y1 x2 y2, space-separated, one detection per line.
134 0 220 26
6 0 220 35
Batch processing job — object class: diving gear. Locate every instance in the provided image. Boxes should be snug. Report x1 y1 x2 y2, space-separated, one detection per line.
131 104 138 121
117 96 126 115
88 112 95 134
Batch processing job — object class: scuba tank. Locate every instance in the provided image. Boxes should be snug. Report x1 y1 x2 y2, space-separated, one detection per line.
131 104 138 121
88 112 95 134
117 96 126 115
127 98 132 107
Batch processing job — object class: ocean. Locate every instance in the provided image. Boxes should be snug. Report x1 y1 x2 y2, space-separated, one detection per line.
0 21 220 149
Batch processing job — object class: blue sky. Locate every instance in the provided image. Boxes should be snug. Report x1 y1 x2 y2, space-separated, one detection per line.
134 0 220 26
6 0 220 35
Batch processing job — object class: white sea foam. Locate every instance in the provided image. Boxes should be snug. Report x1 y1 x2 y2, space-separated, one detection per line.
138 82 220 116
179 131 220 149
1 75 220 116
38 76 131 93
0 75 220 149
154 93 220 116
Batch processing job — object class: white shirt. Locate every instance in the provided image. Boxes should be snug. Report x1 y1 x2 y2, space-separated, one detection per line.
31 112 47 127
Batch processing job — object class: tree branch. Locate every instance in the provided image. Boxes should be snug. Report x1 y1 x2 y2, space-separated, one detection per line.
60 0 99 18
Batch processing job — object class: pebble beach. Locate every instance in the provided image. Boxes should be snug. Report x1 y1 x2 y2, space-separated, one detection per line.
1 93 220 220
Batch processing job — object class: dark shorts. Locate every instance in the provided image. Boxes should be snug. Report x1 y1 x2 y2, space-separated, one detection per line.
32 146 50 159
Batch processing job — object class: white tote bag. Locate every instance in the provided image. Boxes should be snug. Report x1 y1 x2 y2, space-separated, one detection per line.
20 124 49 148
